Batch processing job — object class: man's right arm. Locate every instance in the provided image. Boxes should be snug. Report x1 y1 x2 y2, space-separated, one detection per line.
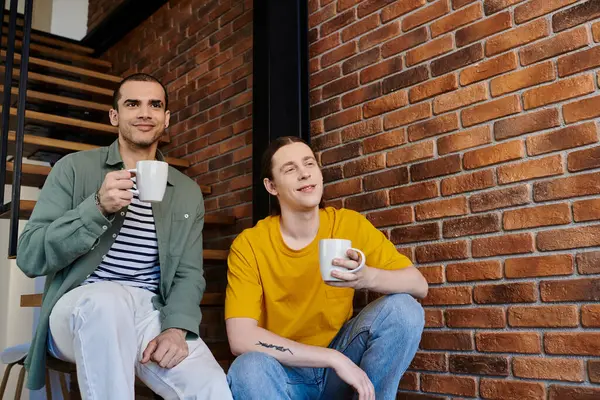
16 157 112 278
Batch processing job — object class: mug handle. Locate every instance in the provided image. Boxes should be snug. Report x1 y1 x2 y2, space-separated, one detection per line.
127 169 139 196
347 248 366 273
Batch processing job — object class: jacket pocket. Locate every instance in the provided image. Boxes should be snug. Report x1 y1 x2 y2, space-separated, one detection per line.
169 211 194 257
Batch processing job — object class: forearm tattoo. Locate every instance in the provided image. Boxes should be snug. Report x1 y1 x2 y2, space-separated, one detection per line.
256 341 294 355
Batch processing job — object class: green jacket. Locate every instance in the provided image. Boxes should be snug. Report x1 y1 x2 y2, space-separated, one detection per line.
16 140 206 390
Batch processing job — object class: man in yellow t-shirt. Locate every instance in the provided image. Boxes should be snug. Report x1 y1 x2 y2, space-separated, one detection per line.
225 136 428 400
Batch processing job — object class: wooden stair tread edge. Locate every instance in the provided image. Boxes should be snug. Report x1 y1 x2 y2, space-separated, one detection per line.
204 214 236 225
1 26 95 54
6 161 51 175
1 85 112 112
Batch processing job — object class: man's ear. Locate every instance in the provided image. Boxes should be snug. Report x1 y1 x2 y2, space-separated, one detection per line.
109 109 119 127
164 110 171 129
264 178 278 196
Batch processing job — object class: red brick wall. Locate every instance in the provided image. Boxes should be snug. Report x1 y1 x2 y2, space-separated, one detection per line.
88 0 127 32
309 0 600 398
100 0 254 249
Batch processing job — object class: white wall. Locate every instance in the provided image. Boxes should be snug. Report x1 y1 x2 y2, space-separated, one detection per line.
50 0 89 40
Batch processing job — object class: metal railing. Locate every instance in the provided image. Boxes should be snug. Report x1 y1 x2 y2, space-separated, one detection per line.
0 0 34 258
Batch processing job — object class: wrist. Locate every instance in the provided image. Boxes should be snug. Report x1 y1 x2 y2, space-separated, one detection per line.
94 191 107 216
166 328 187 339
361 266 378 291
326 349 345 369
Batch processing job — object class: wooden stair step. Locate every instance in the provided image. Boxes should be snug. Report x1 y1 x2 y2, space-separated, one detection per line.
7 132 183 167
1 26 95 55
203 249 228 261
5 161 51 187
5 51 121 84
205 214 236 225
0 65 114 97
1 84 111 112
1 36 112 69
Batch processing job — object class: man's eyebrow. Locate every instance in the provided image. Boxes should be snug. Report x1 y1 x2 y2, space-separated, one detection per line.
123 99 140 104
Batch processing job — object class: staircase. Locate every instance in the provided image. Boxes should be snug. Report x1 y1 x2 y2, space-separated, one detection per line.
1 10 236 386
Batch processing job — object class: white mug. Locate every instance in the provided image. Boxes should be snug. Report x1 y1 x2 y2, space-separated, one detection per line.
319 239 366 282
127 160 168 203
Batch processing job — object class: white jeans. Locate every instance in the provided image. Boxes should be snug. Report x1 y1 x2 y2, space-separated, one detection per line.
48 281 232 400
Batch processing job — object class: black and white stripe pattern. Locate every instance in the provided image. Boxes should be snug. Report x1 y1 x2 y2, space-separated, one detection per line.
85 180 160 292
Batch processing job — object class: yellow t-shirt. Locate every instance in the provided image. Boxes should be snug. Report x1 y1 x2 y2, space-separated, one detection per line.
224 207 412 347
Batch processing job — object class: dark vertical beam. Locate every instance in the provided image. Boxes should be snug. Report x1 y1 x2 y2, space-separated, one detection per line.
8 0 34 257
252 0 310 223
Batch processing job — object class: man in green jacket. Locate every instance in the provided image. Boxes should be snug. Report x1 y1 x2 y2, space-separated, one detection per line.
16 73 231 399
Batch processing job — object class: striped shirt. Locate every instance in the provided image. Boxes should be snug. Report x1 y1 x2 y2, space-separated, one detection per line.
84 179 160 292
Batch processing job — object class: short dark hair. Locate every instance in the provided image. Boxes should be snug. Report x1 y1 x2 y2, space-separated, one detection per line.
261 136 325 215
112 73 169 110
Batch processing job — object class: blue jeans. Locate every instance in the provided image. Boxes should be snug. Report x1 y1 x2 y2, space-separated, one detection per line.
227 293 425 399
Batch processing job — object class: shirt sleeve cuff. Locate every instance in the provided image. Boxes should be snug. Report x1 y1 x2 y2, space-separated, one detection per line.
77 194 112 237
161 313 200 340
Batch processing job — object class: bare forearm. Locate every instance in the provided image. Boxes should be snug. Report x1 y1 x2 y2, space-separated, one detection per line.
229 325 339 369
366 266 428 298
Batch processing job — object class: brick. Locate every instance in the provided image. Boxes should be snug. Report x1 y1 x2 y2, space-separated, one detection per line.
406 35 454 67
309 3 335 29
440 126 491 156
434 82 488 114
321 141 361 165
473 233 534 258
323 178 362 200
456 11 512 47
323 107 362 130
420 285 473 305
382 65 429 94
321 165 343 182
475 282 537 304
553 0 600 32
360 56 404 84
480 379 546 400
342 48 380 75
391 223 440 244
431 3 483 38
320 43 357 69
574 198 600 222
504 203 571 231
449 355 509 376
311 65 341 88
311 120 325 136
463 140 524 169
403 0 450 32
390 181 439 204
441 169 494 195
357 0 396 18
590 360 600 383
484 0 527 14
420 331 473 351
367 206 413 228
384 103 432 129
444 213 500 238
541 277 600 302
508 305 579 328
345 190 388 212
382 0 427 22
343 154 385 177
490 61 555 97
320 9 356 37
462 95 522 127
582 304 600 327
310 98 341 120
562 48 600 81
578 251 600 274
387 141 434 166
310 33 341 58
420 266 444 284
421 374 476 397
446 307 505 328
595 20 600 42
408 113 459 141
477 332 541 354
534 171 600 201
359 21 401 51
424 308 445 326
545 332 600 356
399 372 418 391
341 14 379 42
363 91 408 118
460 52 517 85
382 27 428 58
563 94 600 124
494 108 560 140
364 167 410 191
363 129 407 153
341 118 382 141
540 120 592 151
453 0 477 8
519 26 589 65
322 73 359 99
416 197 467 220
411 155 462 181
416 241 469 263
446 260 503 282
410 352 447 372
342 83 381 108
485 18 549 57
431 43 484 77
506 254 573 279
409 74 458 103
524 74 595 110
515 0 579 24
549 385 600 400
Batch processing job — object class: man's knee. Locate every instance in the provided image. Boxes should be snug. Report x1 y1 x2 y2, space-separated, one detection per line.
377 293 425 334
71 283 134 325
227 352 284 389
